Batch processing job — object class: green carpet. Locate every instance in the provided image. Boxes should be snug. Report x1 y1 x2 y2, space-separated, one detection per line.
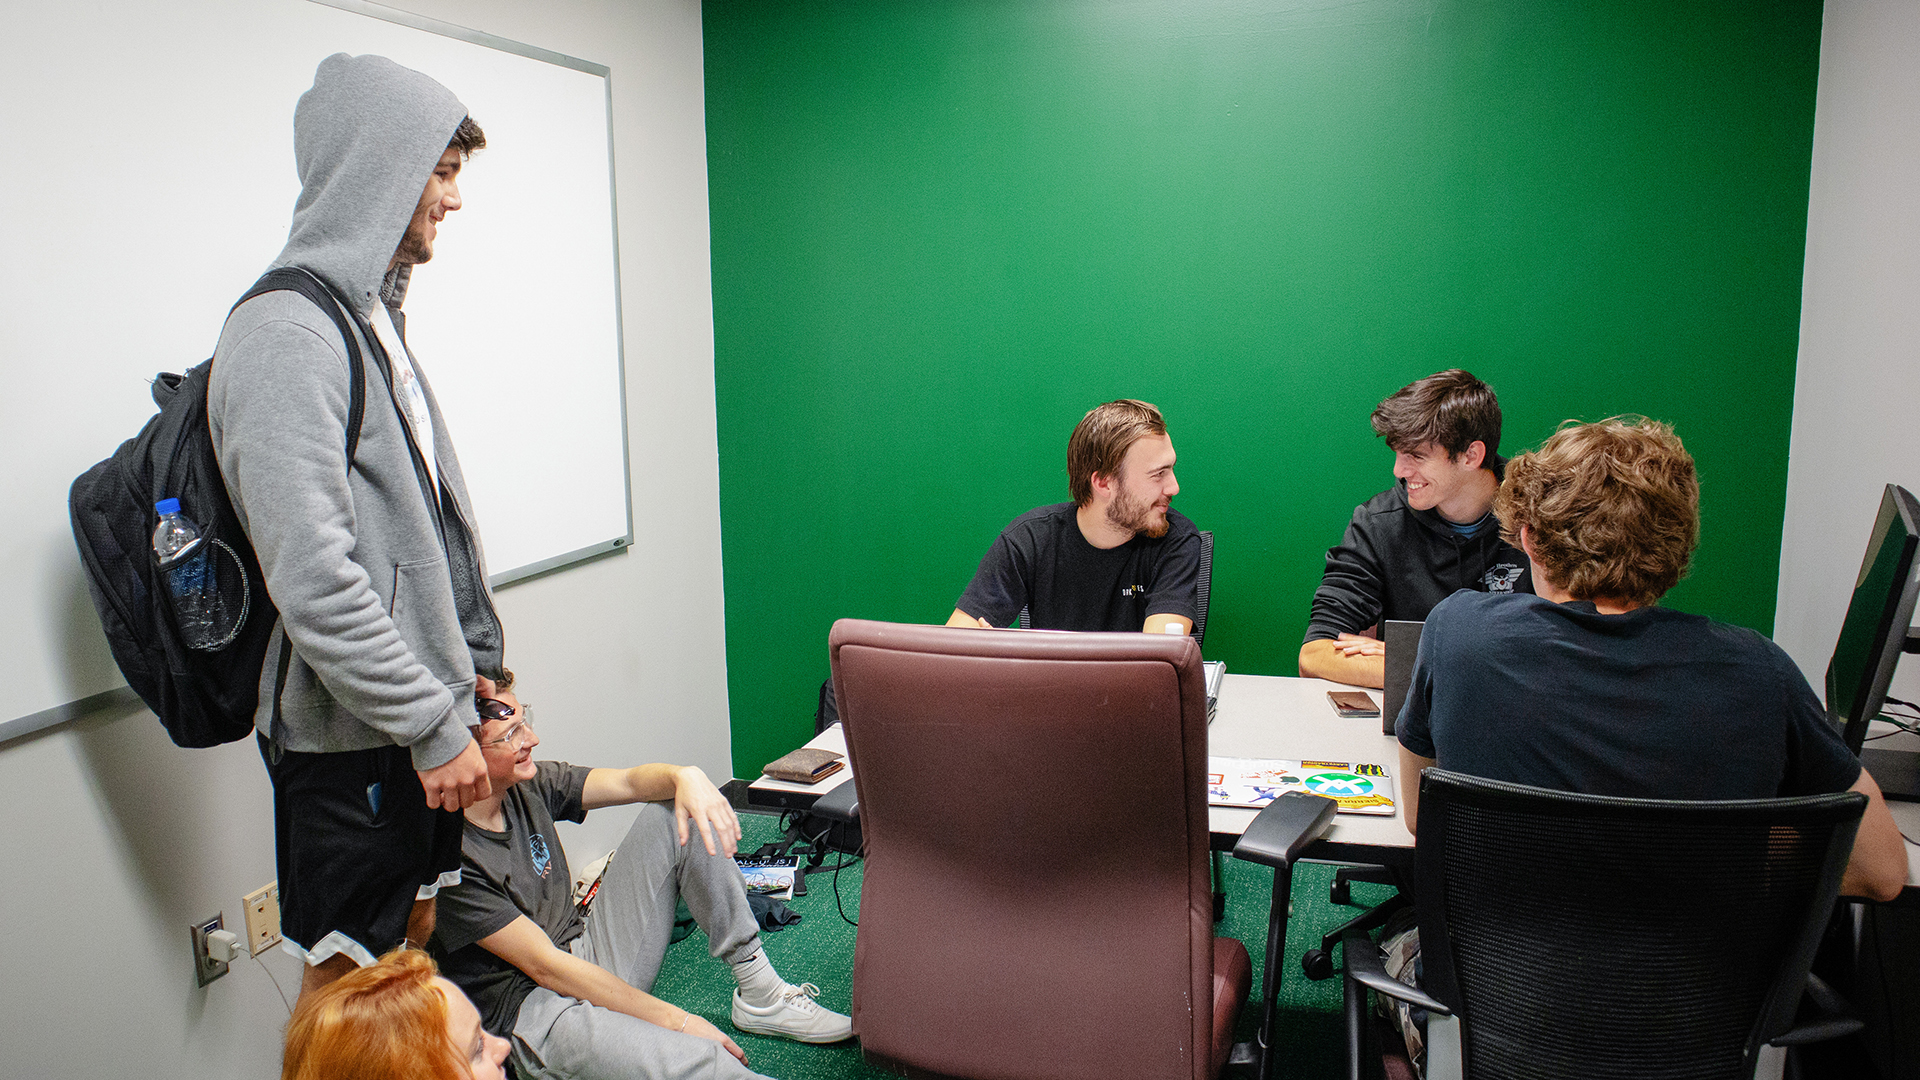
648 813 1398 1079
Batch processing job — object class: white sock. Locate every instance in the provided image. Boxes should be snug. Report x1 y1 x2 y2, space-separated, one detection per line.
732 949 785 1007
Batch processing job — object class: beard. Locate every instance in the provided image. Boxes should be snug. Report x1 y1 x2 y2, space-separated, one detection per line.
1106 484 1170 538
392 216 434 267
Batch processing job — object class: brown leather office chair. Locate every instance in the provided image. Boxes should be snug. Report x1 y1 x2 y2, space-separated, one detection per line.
828 619 1251 1080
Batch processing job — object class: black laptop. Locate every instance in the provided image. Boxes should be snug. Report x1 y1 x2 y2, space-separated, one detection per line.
1381 620 1424 736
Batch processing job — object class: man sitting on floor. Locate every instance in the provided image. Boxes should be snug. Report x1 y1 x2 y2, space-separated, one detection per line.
430 672 852 1080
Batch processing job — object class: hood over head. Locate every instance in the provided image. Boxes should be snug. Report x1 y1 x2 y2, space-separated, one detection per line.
274 53 469 314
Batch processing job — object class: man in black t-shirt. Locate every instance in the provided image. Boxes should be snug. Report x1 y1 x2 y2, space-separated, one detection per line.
431 677 851 1080
950 399 1200 634
1299 370 1532 688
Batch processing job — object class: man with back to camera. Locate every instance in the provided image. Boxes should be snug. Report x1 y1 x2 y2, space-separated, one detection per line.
1298 369 1532 688
1395 416 1906 894
431 673 852 1079
207 53 502 999
948 398 1200 634
1378 417 1906 1069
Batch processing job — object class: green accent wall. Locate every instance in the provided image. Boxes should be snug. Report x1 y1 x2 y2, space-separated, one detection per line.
703 0 1822 774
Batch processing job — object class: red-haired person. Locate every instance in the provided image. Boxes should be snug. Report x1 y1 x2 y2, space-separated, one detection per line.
948 399 1199 635
282 948 509 1080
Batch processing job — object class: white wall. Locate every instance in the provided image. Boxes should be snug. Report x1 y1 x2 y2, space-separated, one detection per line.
1776 0 1920 713
0 2 727 1076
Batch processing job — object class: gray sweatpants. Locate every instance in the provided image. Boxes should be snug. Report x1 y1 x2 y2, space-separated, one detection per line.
509 802 773 1080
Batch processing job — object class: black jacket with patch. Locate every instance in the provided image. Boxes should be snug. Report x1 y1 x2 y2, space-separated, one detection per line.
1303 469 1533 643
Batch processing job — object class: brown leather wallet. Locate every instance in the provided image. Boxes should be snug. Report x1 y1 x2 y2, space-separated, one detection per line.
763 747 846 784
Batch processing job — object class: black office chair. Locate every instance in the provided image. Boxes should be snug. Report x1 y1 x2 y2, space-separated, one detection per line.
1193 529 1214 646
1017 529 1214 646
1314 770 1867 1080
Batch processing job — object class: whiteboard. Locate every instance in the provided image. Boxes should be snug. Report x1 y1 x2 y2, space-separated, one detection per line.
0 0 632 735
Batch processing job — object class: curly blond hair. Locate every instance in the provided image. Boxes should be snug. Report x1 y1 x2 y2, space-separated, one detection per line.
1493 417 1698 606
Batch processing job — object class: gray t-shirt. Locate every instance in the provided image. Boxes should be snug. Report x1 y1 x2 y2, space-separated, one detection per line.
432 761 591 1035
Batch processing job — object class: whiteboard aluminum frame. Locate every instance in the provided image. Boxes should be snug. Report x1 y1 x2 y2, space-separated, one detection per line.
315 0 637 590
7 2 635 738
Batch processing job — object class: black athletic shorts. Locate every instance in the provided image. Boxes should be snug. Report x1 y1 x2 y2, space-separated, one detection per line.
259 735 465 964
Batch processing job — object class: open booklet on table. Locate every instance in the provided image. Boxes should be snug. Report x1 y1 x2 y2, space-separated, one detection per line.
1207 756 1397 815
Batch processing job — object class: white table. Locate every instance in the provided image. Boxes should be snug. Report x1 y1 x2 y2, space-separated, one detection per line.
1888 801 1920 895
748 673 1920 893
748 672 1415 864
1206 674 1413 862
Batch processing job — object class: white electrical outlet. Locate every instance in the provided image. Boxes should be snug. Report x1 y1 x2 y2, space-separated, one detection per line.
190 914 229 987
242 882 282 957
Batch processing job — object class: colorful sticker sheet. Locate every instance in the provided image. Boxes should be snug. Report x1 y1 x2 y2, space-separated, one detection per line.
1207 757 1397 815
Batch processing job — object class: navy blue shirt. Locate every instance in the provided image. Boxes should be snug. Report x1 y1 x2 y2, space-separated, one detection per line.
1397 592 1860 800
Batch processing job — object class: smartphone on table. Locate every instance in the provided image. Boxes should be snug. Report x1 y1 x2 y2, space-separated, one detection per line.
1326 690 1381 719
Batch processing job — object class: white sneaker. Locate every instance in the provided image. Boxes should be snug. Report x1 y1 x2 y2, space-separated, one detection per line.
730 982 854 1044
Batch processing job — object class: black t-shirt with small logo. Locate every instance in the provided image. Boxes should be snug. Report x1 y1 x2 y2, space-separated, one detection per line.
431 761 590 1035
957 503 1200 632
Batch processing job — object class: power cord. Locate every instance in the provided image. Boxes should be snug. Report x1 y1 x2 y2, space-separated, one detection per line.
255 953 294 1017
207 929 295 1016
832 851 860 927
1865 713 1920 740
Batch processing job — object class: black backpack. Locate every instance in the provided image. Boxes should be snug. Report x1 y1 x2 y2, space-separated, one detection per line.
69 268 370 747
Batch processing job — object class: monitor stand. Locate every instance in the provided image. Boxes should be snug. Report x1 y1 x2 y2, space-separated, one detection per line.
1862 747 1920 802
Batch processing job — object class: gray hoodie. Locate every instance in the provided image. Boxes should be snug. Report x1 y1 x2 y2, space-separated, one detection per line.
208 54 502 771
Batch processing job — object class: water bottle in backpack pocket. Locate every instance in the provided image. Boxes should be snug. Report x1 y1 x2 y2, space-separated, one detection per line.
151 497 248 652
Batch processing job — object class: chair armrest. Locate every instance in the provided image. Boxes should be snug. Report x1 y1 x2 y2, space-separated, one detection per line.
809 781 859 825
1767 972 1864 1047
1341 927 1452 1017
1232 792 1337 869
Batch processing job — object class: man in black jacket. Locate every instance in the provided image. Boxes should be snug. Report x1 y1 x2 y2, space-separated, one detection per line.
1298 370 1532 688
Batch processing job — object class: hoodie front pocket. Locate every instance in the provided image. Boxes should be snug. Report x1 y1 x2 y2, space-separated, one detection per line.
388 557 463 679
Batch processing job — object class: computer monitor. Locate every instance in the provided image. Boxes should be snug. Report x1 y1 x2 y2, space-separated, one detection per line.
1824 484 1920 799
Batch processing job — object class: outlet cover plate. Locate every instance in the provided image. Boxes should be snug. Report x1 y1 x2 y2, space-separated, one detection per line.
242 883 281 957
190 914 228 987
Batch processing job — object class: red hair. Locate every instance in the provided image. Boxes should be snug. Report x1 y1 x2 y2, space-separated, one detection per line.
282 949 469 1080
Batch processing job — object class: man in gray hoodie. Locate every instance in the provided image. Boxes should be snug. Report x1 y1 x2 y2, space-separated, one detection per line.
209 53 501 998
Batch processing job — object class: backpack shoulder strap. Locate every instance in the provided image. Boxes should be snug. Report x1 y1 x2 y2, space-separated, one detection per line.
230 268 374 763
231 268 369 470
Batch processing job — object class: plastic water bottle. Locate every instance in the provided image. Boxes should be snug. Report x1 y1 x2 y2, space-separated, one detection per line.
152 498 229 651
